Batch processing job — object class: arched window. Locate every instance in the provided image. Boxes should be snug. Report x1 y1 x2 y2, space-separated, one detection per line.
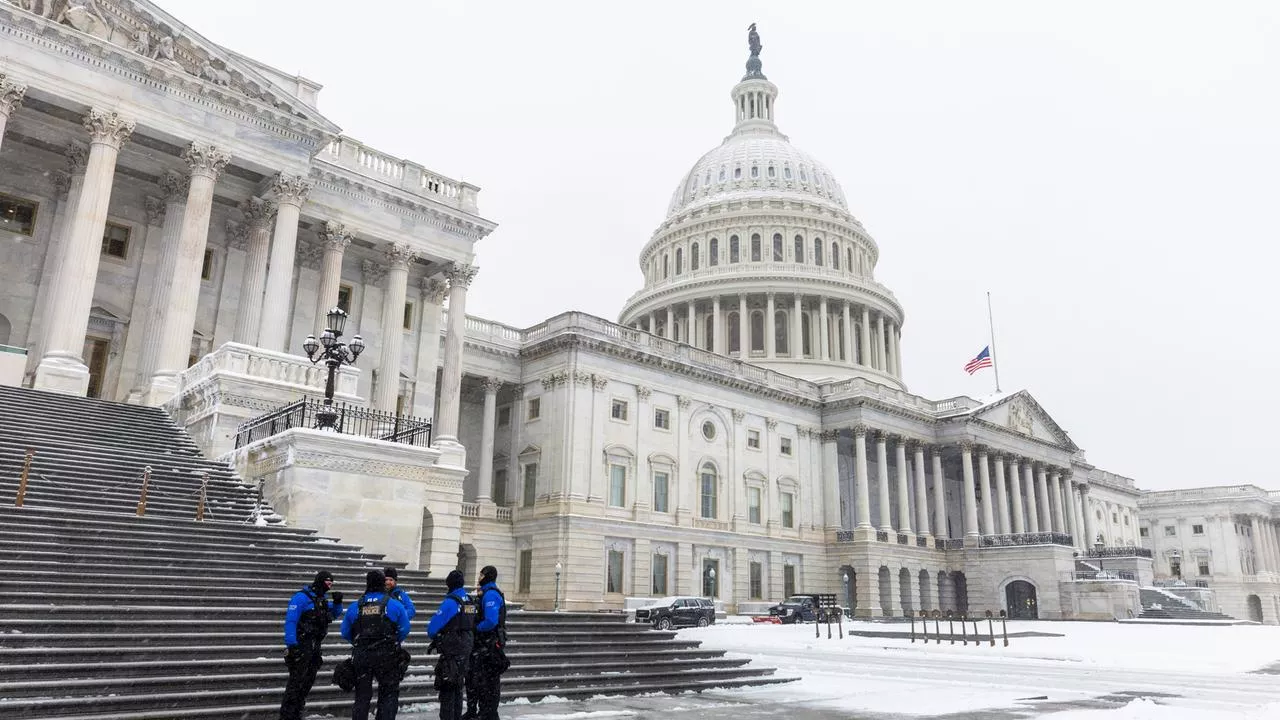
729 235 740 263
800 167 808 182
704 315 715 351
691 242 701 271
750 233 761 262
814 239 824 267
784 165 792 180
700 463 718 519
675 248 684 275
767 164 776 179
750 311 765 352
663 254 670 279
772 233 783 261
727 311 741 353
704 171 711 186
750 164 760 178
794 235 804 264
709 238 719 266
775 310 789 354
847 248 853 272
734 166 742 180
801 312 812 356
831 242 840 270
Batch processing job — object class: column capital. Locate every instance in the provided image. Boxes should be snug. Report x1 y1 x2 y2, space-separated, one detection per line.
765 417 777 430
158 170 190 204
990 450 1005 461
83 108 135 149
384 242 417 271
144 196 166 227
958 440 975 452
481 377 504 394
732 408 746 423
874 429 889 444
0 74 27 117
52 171 72 199
296 241 323 270
224 219 249 250
445 262 478 288
64 142 88 175
908 440 927 454
420 276 447 303
975 445 989 458
182 142 230 180
271 172 312 206
362 259 387 286
819 429 838 442
239 196 277 230
318 220 353 251
850 423 869 438
635 385 652 402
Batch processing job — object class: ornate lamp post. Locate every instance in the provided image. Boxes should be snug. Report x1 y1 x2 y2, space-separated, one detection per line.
707 567 716 599
302 307 365 431
1094 535 1106 578
554 562 562 612
843 572 850 616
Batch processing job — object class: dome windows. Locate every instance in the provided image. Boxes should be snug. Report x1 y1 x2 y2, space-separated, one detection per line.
691 242 701 271
800 167 808 182
783 165 792 180
719 166 726 182
709 238 719 266
729 235 740 263
813 238 824 266
794 235 804 264
750 311 765 352
750 233 762 262
767 164 776 179
734 166 742 180
663 253 670 279
702 421 717 442
831 241 840 270
704 171 711 186
772 233 783 261
675 248 684 275
750 164 760 179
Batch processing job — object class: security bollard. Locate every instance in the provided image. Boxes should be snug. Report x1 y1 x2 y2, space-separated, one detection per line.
910 612 916 643
947 611 955 645
960 613 968 646
933 609 941 640
195 473 209 522
973 617 980 647
920 610 929 644
1000 609 1009 647
136 466 152 517
15 448 34 507
838 607 844 639
985 611 995 647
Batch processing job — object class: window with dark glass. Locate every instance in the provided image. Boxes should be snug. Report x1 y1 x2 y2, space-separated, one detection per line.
772 233 783 261
729 235 740 263
690 242 700 270
781 492 794 528
813 238 823 266
727 312 740 353
794 235 804 263
700 464 718 519
675 248 683 274
653 471 669 513
101 222 130 259
774 311 788 354
200 249 214 280
336 285 353 313
518 549 533 592
750 311 764 352
403 301 414 330
831 242 840 269
492 469 507 506
652 553 669 595
0 194 37 236
748 487 762 524
522 463 538 507
750 233 761 262
709 238 719 266
783 565 797 598
749 562 763 599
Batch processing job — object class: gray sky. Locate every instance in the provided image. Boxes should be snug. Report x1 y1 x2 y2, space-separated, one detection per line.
164 0 1279 491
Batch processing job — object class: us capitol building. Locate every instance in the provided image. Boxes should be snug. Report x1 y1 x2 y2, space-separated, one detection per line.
2 3 1273 623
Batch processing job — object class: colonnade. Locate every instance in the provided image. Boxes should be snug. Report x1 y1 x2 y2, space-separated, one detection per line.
1249 516 1280 578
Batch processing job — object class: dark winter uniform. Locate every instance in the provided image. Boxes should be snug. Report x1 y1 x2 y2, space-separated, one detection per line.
466 567 508 720
428 570 476 720
280 571 343 720
341 571 412 720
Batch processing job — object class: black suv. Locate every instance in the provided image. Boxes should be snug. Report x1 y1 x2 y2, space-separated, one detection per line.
634 597 716 630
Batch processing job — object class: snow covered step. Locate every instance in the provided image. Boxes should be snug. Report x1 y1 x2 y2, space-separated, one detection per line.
0 506 313 539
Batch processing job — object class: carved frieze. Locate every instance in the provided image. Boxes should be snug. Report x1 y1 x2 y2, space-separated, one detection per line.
0 73 26 115
541 372 569 389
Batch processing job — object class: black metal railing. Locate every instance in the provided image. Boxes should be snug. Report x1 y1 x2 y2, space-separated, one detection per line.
1087 546 1153 559
935 538 947 550
943 539 965 550
916 537 929 548
876 530 890 543
234 398 433 449
1069 570 1137 582
980 532 1074 548
836 530 855 542
897 533 910 545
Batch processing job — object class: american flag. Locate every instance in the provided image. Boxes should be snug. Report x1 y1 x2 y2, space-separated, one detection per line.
964 346 993 375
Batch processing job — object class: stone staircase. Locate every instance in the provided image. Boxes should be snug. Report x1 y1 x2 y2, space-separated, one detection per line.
1138 587 1235 622
0 385 788 719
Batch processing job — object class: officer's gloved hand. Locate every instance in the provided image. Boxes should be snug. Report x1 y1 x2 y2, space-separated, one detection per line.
285 645 300 666
331 592 344 608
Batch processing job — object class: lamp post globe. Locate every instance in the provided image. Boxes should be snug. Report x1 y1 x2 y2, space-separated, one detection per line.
554 562 562 612
1094 536 1105 577
326 306 348 336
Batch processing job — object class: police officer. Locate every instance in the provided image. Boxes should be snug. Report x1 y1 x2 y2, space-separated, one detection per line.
384 566 416 620
427 570 475 720
281 570 343 720
467 565 508 720
341 570 411 720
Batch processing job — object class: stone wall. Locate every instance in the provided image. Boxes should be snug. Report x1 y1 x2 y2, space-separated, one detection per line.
1059 580 1141 620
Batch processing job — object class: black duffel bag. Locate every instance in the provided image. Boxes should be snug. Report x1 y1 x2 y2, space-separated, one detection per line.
331 657 356 692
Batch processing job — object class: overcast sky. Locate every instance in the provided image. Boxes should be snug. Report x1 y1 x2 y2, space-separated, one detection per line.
164 0 1279 491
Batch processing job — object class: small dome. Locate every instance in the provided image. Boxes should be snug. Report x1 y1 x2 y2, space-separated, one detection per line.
666 133 849 218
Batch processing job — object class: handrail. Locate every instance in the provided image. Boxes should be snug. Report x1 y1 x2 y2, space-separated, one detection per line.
14 448 33 507
234 397 434 449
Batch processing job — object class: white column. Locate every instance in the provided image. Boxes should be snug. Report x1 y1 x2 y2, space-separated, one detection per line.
822 431 840 529
875 314 886 370
124 172 186 401
25 146 87 382
853 425 872 530
712 296 722 353
876 432 892 533
818 298 830 361
1064 476 1081 547
886 322 898 377
931 449 947 539
1023 462 1040 532
257 174 311 352
913 443 930 538
1008 457 1026 533
231 197 276 344
666 306 675 340
434 263 477 445
859 306 871 367
313 220 353 334
960 442 979 543
792 295 803 357
34 109 135 395
413 278 445 417
738 295 748 353
115 196 167 401
893 325 903 376
373 244 416 412
476 377 501 504
765 293 776 358
1035 464 1053 533
1080 484 1096 547
993 453 1011 534
842 302 853 364
895 438 912 534
0 75 26 152
143 143 230 405
1050 471 1067 536
647 310 656 334
977 448 995 535
686 302 696 346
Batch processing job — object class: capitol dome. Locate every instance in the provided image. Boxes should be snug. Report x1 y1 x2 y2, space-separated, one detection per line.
619 27 906 387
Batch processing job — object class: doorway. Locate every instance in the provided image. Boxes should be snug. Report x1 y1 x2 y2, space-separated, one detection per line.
702 558 720 598
1006 580 1039 619
1247 594 1263 623
83 338 109 399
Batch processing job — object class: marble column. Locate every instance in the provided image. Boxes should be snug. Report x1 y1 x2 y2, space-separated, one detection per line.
647 311 656 335
912 443 930 539
853 425 872 530
842 302 854 364
855 560 882 618
1064 476 1081 547
34 109 135 395
1008 457 1026 533
892 326 903 376
476 377 502 504
373 244 416 412
931 449 947 539
230 197 277 344
0 75 26 151
115 196 167 400
712 296 722 353
765 293 776 358
257 174 312 352
1023 462 1040 533
1050 471 1067 535
859 307 872 368
822 431 841 529
413 278 445 417
122 172 186 401
313 221 353 334
818 298 830 360
974 449 992 535
886 322 898 377
144 143 230 405
895 438 912 534
875 314 886 370
25 146 87 381
1080 484 1096 547
434 263 477 445
1035 465 1053 533
737 295 748 353
992 453 1010 534
884 568 900 617
959 442 979 542
876 432 892 533
666 306 675 340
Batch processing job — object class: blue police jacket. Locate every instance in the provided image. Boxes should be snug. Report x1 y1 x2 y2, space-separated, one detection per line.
426 587 472 638
283 586 341 647
339 591 411 644
476 581 504 632
390 587 416 620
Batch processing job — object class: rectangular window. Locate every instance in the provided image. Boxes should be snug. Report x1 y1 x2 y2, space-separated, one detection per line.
652 553 669 595
527 397 541 420
749 561 763 600
497 406 511 427
750 235 761 262
101 222 130 259
518 549 532 593
336 284 353 313
780 437 792 456
200 249 214 280
748 487 762 524
772 234 783 261
783 564 797 599
1198 561 1210 576
700 470 717 519
781 492 794 529
794 236 804 263
609 464 626 507
611 399 628 421
1192 524 1205 535
1139 526 1149 538
654 408 670 430
1123 515 1130 526
653 471 669 513
729 236 740 263
1164 525 1177 537
522 463 538 507
493 468 508 506
403 301 414 330
747 429 761 449
607 549 625 594
0 193 38 236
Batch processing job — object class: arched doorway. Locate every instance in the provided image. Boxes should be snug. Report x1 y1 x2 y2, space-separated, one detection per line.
839 565 856 614
1247 594 1264 623
1006 580 1039 619
953 572 969 614
0 312 11 346
878 566 891 616
918 569 931 612
899 568 914 616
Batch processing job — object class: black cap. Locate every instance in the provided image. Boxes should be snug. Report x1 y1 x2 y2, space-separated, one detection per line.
446 570 465 590
314 570 334 584
479 565 498 584
365 570 386 592
383 567 398 580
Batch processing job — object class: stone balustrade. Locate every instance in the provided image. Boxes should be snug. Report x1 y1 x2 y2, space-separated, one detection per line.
318 136 478 213
461 502 481 519
178 342 359 399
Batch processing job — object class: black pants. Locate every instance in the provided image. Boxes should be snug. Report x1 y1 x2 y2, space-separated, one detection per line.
471 668 501 720
352 653 401 720
280 647 323 720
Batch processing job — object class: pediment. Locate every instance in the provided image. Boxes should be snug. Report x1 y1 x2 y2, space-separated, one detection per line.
7 0 339 134
971 390 1078 452
517 444 541 457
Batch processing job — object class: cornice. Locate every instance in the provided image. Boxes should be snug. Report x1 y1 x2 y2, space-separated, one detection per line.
309 166 495 241
619 273 904 324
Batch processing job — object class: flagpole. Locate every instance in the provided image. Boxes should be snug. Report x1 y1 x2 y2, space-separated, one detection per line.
987 291 1001 393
